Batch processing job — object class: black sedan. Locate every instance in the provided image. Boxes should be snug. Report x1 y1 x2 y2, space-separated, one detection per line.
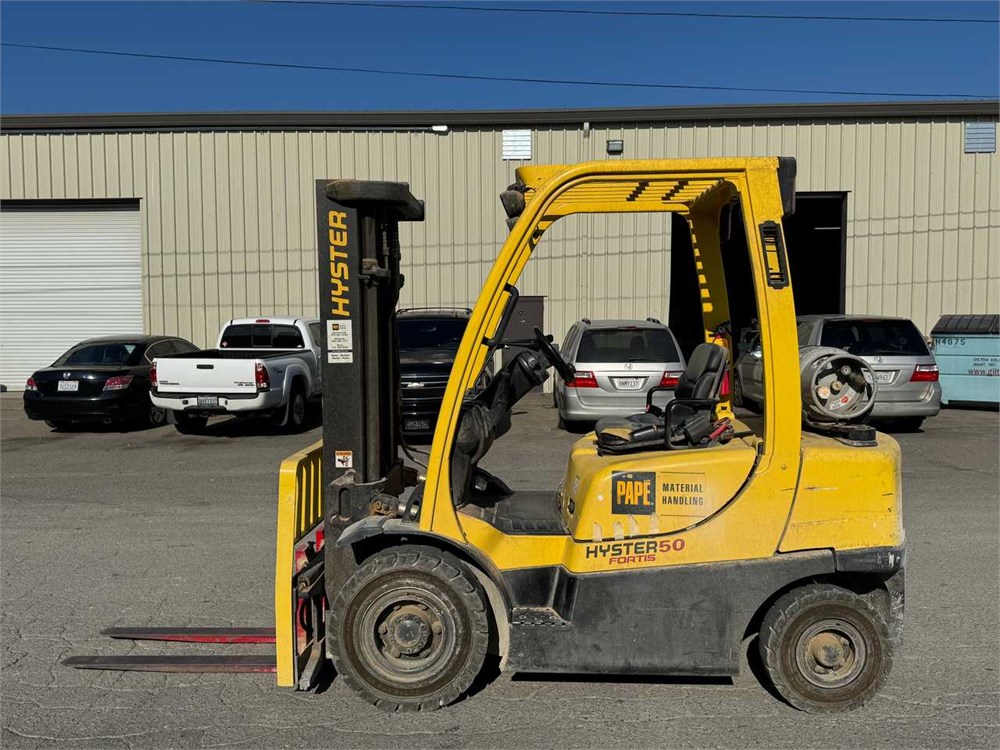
23 335 199 430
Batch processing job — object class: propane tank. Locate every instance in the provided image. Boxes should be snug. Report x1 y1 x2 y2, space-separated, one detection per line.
799 346 877 423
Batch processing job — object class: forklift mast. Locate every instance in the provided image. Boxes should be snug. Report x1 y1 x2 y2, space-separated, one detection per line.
315 180 423 523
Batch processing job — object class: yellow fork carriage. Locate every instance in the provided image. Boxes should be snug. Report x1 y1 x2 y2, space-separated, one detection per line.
68 158 904 714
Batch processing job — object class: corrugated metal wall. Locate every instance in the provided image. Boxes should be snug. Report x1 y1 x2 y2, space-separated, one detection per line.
1 116 997 353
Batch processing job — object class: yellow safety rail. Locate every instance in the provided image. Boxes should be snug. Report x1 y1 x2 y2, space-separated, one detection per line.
274 440 324 687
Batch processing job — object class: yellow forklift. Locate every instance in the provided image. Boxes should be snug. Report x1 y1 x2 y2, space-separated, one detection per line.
68 158 904 714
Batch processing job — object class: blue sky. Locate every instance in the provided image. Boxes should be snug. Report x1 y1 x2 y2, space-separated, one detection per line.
1 1 997 114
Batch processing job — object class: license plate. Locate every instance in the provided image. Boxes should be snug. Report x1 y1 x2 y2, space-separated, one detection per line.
613 377 643 391
57 380 79 392
197 395 219 407
875 371 895 385
404 418 431 431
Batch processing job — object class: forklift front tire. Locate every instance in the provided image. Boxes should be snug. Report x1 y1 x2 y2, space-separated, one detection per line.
329 546 490 712
760 583 893 713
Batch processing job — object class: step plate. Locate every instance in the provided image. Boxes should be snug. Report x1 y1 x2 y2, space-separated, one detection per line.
101 627 275 644
63 655 276 673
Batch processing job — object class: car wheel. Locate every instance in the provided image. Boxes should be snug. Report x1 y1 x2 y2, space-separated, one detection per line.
147 405 168 428
733 373 745 408
895 417 924 432
329 546 490 712
279 386 308 433
558 415 588 433
45 419 73 431
759 583 893 713
174 412 209 435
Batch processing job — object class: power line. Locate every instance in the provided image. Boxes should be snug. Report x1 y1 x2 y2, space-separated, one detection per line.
256 0 999 24
2 42 993 99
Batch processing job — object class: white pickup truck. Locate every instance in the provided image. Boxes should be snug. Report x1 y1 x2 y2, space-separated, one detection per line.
150 317 322 434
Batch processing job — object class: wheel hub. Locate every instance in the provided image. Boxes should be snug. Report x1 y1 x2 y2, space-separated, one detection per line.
381 605 437 656
808 632 848 669
795 619 866 689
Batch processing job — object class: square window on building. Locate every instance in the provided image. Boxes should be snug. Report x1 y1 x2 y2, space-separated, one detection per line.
964 121 996 154
502 129 532 160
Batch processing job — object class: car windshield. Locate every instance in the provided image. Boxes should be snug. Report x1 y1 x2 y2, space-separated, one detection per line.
820 319 929 357
56 343 138 366
220 324 304 349
398 318 468 350
577 328 679 363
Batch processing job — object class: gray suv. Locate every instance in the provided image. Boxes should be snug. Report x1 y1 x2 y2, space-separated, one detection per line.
734 314 941 430
554 318 686 429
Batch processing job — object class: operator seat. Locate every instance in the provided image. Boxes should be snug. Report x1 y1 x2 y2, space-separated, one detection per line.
595 343 728 453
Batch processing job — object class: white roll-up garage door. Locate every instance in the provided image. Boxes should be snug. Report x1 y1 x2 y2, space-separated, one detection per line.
0 202 143 390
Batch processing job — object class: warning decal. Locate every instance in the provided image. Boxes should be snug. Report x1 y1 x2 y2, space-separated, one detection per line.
327 320 354 364
334 450 353 468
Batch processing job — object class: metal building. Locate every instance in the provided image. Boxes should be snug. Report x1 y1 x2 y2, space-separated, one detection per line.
1 100 997 389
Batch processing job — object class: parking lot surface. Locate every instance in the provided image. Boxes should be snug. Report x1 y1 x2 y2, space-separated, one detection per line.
2 394 998 749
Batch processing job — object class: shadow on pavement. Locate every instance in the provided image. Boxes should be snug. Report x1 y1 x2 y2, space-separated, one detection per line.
169 409 323 439
512 671 731 687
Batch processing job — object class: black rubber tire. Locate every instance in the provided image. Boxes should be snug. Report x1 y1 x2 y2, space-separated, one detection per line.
147 405 168 428
558 414 588 433
895 417 924 432
759 583 893 713
281 386 308 434
174 413 208 435
329 546 490 712
733 373 745 408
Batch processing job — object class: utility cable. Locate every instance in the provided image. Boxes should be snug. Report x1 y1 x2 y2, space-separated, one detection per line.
2 43 993 99
256 0 999 25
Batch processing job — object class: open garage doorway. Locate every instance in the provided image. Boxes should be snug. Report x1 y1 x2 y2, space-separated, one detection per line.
668 192 847 357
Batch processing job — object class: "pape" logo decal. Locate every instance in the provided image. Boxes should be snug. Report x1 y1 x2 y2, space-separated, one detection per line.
611 471 656 515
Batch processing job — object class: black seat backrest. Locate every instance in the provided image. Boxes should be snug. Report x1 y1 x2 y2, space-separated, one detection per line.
675 343 727 400
594 342 728 455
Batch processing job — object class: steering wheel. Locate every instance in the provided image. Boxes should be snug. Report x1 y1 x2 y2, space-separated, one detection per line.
532 326 575 382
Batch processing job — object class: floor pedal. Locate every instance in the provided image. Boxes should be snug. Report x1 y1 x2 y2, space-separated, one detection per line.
101 627 275 644
63 654 275 673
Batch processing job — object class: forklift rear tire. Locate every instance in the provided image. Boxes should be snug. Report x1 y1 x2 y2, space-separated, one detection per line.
760 583 893 713
329 546 490 712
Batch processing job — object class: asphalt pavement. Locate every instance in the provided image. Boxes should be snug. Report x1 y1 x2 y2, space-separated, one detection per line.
2 394 998 749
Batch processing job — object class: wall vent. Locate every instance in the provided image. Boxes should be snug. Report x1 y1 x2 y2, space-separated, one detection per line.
502 129 532 160
964 121 996 153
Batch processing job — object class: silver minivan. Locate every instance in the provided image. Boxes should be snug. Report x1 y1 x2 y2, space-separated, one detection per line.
554 319 686 429
734 314 941 429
